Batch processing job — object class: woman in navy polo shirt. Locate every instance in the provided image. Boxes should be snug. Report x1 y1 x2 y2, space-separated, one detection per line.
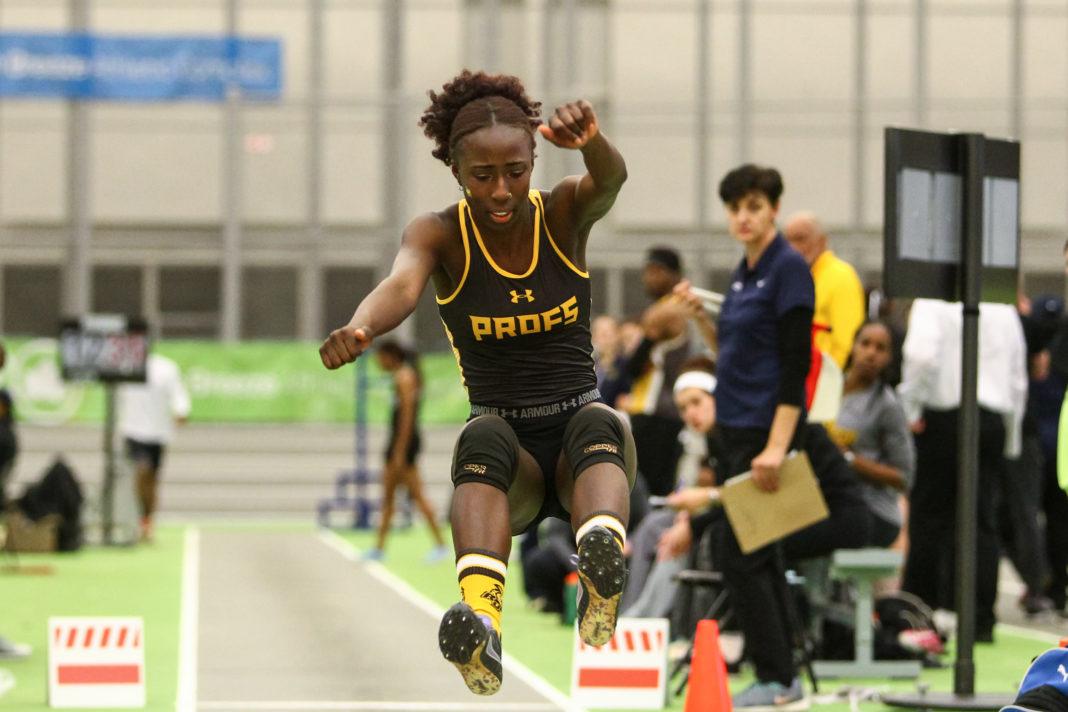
710 164 815 710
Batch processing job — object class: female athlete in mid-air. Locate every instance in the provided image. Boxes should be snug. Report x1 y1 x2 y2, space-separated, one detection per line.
319 70 635 696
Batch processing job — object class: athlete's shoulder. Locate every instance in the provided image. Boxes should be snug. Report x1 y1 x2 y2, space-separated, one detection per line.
402 206 461 249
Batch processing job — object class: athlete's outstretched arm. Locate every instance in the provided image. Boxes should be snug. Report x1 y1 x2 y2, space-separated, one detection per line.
539 99 627 229
319 214 442 369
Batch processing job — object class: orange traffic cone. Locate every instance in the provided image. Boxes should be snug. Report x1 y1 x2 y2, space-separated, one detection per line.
684 619 732 712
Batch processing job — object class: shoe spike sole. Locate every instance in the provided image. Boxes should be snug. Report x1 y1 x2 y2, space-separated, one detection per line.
438 603 502 696
577 528 626 647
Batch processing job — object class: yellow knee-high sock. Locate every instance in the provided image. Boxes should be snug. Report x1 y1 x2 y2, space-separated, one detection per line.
575 513 626 552
456 551 507 635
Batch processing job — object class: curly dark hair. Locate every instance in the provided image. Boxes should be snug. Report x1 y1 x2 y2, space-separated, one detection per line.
419 70 542 166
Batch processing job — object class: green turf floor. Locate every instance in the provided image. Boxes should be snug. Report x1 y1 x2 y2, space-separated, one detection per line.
0 526 186 712
2 522 1058 711
343 523 1060 712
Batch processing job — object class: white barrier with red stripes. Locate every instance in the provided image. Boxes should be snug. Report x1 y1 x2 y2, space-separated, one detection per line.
48 617 145 708
570 617 669 709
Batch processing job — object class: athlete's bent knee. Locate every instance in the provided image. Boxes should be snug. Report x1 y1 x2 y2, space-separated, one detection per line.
562 403 636 489
451 415 520 494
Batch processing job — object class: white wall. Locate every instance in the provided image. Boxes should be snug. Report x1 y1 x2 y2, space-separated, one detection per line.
0 0 1065 234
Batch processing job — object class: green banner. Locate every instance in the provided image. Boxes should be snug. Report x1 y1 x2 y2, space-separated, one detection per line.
0 338 471 425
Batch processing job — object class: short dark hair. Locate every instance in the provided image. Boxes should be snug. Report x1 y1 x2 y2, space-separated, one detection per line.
718 164 784 206
645 246 682 273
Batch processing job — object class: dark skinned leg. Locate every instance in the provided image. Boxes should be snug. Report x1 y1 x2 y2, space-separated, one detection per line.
555 404 635 529
559 462 630 531
451 448 544 557
135 463 154 517
406 464 445 547
375 467 400 551
554 404 635 646
135 463 159 541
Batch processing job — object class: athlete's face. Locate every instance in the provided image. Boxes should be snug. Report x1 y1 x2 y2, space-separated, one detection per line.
453 124 534 230
724 191 779 248
675 387 715 434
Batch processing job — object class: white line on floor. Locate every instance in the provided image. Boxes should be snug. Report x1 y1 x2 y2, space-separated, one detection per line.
177 526 200 712
199 701 561 710
316 529 588 712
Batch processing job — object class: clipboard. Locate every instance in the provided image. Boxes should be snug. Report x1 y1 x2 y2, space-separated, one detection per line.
719 450 829 554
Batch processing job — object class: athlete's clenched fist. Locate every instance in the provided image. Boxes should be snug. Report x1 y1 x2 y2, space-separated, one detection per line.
319 325 373 369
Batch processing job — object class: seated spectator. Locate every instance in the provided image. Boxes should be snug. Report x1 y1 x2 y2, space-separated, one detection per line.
592 314 633 409
825 320 914 548
621 361 722 618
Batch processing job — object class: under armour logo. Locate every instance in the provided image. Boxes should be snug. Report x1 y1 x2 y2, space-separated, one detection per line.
1059 663 1067 683
509 289 535 303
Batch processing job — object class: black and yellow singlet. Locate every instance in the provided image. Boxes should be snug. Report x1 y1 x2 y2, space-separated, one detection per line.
437 189 596 408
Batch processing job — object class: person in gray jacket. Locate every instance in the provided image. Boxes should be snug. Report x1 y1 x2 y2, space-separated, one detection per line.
829 319 914 548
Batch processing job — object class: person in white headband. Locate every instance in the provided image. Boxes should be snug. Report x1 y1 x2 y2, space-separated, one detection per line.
667 369 721 513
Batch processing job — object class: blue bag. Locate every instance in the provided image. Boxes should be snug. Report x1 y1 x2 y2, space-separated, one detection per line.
1002 646 1068 712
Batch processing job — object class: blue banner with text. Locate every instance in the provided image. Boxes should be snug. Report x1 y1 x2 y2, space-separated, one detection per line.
0 32 282 101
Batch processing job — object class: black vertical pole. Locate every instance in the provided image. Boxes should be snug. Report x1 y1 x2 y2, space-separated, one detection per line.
954 133 985 696
102 382 116 546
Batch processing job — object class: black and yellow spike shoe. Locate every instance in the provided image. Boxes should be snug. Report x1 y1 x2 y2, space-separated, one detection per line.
438 602 503 696
575 525 627 646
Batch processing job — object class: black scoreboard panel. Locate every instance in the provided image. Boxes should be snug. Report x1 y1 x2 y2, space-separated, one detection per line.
59 315 148 383
883 127 1019 304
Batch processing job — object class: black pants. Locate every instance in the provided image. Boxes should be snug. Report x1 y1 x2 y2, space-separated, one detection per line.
903 407 1004 634
714 424 801 686
629 413 682 497
1042 444 1068 609
783 423 873 561
999 434 1049 594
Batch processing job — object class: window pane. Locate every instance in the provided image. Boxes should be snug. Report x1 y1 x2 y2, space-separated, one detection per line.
92 266 143 316
3 266 62 337
242 266 297 340
160 267 220 339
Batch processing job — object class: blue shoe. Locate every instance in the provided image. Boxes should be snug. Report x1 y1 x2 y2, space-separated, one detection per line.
425 545 449 564
438 602 503 695
363 548 385 562
575 526 626 646
732 677 809 711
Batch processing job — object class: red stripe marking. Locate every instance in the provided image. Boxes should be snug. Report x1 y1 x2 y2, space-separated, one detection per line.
100 628 111 648
116 628 128 647
624 631 635 651
133 630 141 648
641 631 652 651
57 664 141 684
609 636 619 651
578 668 660 688
66 628 77 648
54 627 60 644
657 630 664 647
83 627 94 648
